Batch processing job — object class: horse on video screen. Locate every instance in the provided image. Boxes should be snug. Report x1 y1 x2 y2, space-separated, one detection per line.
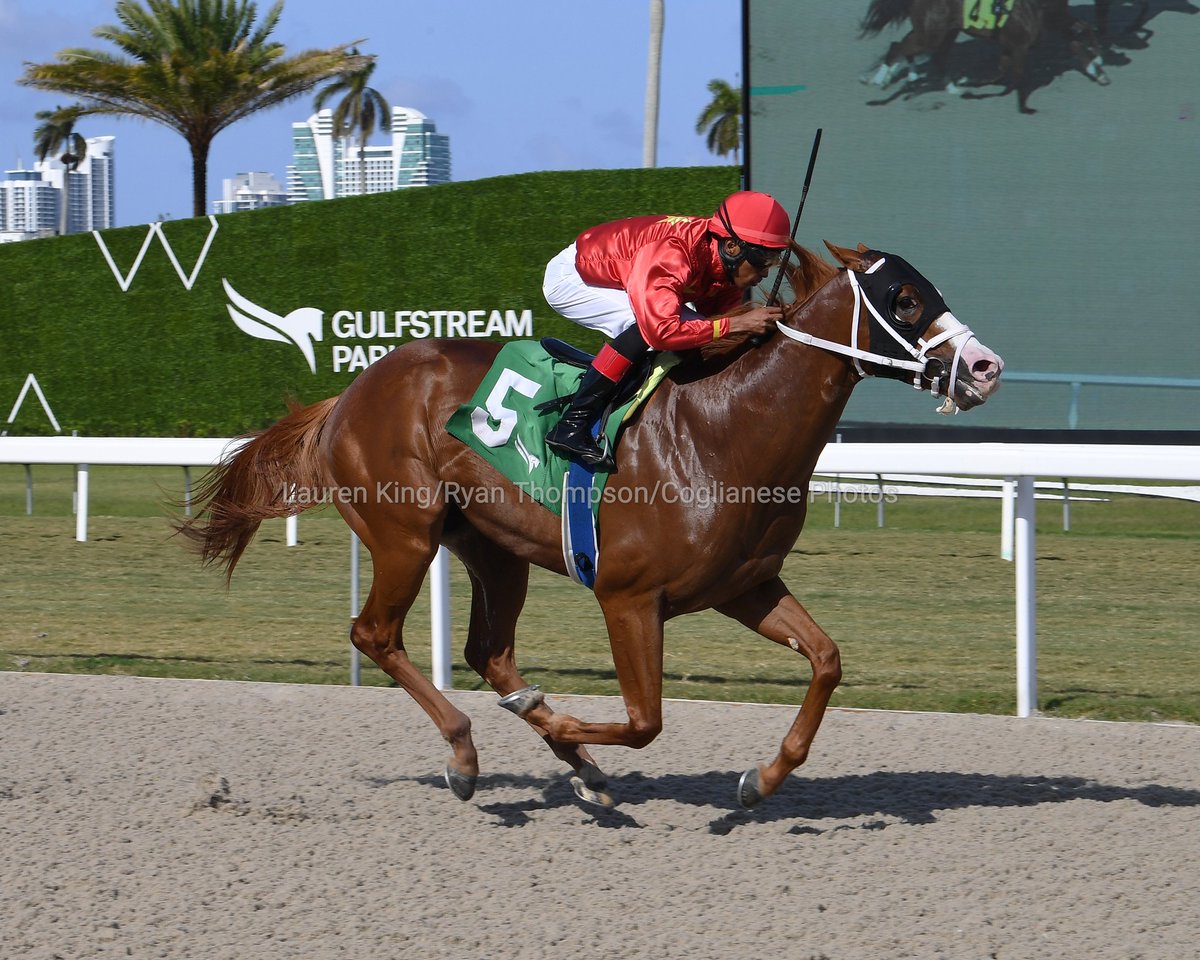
861 0 1110 113
178 241 1004 809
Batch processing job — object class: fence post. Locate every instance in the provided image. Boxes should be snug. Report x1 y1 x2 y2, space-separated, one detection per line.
1015 475 1038 717
431 546 452 689
1000 477 1015 561
349 532 361 686
833 432 842 528
75 463 89 542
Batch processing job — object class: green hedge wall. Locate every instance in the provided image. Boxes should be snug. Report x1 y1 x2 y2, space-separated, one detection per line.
0 166 737 436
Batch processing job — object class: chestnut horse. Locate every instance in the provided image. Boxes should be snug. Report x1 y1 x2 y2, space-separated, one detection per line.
178 242 1004 809
861 0 1110 113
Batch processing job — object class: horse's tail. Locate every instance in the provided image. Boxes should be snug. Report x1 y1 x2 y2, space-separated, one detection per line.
861 0 915 35
174 395 340 582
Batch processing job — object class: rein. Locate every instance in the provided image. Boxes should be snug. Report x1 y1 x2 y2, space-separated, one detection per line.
774 263 981 415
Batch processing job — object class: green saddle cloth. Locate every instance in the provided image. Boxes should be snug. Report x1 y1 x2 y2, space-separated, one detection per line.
445 340 674 518
964 0 1015 30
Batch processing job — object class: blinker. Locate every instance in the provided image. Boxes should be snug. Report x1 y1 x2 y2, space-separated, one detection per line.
858 252 950 339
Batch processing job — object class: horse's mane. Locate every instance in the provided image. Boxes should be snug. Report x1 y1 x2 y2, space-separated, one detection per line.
691 241 839 366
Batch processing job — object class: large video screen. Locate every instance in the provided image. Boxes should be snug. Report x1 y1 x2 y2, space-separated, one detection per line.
746 0 1198 432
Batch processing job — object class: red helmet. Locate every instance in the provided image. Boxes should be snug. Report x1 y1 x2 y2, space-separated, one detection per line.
708 191 790 248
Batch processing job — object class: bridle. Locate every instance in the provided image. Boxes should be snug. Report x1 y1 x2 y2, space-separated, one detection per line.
773 254 981 415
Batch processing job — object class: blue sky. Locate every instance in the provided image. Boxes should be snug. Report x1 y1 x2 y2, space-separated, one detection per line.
0 0 742 227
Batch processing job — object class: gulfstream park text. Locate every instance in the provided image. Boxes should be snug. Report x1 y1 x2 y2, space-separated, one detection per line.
281 480 899 510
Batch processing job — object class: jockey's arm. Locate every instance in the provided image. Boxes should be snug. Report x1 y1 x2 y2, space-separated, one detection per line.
627 242 779 350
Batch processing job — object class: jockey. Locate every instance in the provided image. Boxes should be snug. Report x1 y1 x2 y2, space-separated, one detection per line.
542 190 790 470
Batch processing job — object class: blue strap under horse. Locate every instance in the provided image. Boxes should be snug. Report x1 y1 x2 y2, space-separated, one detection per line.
445 338 674 589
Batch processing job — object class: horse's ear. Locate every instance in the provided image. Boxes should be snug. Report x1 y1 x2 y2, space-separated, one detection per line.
824 241 875 271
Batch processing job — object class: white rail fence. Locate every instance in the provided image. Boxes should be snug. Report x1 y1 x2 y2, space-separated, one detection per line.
3 436 1199 717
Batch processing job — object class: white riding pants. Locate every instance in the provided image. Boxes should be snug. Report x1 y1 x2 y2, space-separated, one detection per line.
543 243 704 341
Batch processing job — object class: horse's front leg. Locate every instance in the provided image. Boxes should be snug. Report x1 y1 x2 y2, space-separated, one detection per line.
715 577 842 808
862 33 925 87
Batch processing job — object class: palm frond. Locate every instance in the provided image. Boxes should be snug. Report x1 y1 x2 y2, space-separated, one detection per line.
19 0 369 215
696 78 742 161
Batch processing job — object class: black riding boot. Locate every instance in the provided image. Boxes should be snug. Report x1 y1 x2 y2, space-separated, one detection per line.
545 366 623 470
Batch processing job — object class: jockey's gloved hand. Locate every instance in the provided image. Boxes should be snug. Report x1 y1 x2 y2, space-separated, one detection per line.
728 304 783 338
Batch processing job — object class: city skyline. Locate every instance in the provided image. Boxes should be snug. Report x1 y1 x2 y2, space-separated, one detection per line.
1 101 452 235
2 0 739 227
0 135 113 241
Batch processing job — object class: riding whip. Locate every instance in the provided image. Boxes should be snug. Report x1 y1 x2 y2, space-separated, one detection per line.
767 127 823 307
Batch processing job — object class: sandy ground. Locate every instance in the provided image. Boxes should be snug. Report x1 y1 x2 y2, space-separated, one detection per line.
2 673 1198 959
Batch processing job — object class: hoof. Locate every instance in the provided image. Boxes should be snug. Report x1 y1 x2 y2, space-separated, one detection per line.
444 764 477 801
497 685 545 718
737 768 765 809
570 762 615 809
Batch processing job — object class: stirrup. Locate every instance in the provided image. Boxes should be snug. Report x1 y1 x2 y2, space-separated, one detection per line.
546 432 614 471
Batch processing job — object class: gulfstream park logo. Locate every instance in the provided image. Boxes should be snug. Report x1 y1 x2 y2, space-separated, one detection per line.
221 282 535 374
224 280 323 374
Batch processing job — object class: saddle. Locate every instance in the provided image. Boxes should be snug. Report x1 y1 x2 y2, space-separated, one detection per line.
534 337 658 416
445 339 678 590
539 337 595 369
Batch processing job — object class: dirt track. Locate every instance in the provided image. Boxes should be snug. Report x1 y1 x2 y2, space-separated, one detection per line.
2 672 1197 959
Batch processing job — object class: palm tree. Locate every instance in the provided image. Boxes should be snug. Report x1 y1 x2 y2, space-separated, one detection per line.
33 106 88 235
643 0 664 168
696 78 742 165
20 0 371 218
314 50 390 197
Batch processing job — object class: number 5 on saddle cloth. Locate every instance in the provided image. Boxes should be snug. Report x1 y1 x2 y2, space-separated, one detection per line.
445 338 673 589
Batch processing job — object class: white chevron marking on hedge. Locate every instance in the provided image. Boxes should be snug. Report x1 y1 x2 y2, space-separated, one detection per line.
93 215 220 291
3 373 61 435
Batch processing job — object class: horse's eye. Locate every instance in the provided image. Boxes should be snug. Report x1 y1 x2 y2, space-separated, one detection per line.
897 296 917 312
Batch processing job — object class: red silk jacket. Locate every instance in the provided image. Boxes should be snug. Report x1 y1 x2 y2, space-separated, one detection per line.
573 215 744 350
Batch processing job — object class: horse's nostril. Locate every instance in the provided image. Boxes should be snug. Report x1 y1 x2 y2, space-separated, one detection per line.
972 358 999 381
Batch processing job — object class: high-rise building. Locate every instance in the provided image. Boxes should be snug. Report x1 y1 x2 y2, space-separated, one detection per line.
213 171 289 214
34 136 115 234
1 135 114 241
0 168 58 242
286 107 450 203
287 109 337 203
80 136 115 231
391 108 452 189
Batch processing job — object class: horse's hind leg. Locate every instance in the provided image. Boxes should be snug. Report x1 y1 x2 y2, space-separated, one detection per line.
446 526 613 806
715 577 842 808
519 593 666 753
350 524 481 801
1045 2 1109 84
996 40 1037 113
1067 17 1110 84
